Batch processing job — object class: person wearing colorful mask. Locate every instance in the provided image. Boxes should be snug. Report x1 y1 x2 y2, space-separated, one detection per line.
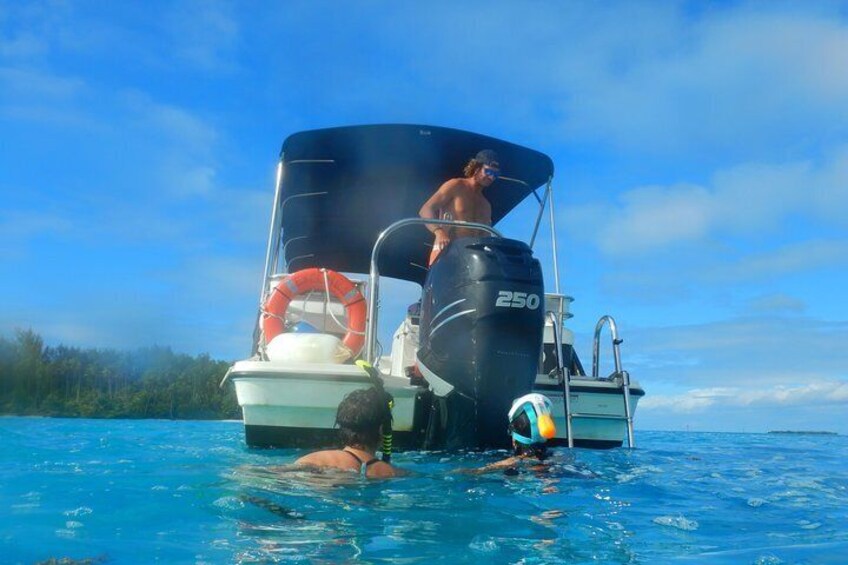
506 392 557 463
419 149 501 265
460 393 557 475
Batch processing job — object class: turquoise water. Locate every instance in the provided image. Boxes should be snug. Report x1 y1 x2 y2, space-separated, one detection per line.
1 418 846 564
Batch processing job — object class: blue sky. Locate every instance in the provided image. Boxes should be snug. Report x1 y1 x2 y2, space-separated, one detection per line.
2 1 847 433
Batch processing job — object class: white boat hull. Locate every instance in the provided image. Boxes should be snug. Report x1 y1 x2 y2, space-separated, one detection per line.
230 360 643 449
230 360 425 448
533 376 644 448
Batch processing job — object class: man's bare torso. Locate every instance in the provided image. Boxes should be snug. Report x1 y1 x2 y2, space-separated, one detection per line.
441 177 492 238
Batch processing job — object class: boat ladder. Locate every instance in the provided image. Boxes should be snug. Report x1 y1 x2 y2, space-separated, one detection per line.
547 312 636 448
591 315 635 448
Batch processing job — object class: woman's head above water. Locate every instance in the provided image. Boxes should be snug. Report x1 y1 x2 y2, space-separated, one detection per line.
335 387 392 451
508 393 556 459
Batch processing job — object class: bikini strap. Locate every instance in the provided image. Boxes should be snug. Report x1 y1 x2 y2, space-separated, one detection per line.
343 448 379 476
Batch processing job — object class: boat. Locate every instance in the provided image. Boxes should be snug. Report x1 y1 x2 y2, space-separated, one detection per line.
221 124 645 451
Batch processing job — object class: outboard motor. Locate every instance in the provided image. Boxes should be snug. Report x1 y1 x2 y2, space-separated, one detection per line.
417 236 544 449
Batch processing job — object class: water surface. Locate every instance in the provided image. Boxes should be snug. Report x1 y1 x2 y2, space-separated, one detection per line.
2 417 846 563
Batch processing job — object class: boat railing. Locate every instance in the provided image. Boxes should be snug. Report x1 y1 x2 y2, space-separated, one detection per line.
543 293 574 322
365 217 502 364
547 310 575 448
592 315 635 448
539 293 574 378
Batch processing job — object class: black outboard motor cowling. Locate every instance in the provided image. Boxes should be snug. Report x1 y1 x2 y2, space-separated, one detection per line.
417 237 544 449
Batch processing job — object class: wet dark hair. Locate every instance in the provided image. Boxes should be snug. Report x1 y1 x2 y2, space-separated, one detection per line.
335 388 391 450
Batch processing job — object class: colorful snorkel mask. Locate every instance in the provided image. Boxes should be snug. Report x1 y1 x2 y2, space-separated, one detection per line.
508 393 557 445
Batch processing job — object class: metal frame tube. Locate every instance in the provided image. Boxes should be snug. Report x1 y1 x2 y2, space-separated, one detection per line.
365 218 502 364
621 368 635 448
529 179 552 249
592 315 622 378
261 160 285 301
548 311 574 448
547 177 561 295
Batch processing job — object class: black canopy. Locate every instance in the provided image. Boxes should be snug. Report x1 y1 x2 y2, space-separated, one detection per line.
278 124 553 285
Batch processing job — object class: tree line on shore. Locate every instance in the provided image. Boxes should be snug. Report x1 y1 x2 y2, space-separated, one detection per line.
0 329 240 420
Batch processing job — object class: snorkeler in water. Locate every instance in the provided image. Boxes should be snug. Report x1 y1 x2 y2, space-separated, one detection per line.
460 393 557 475
294 387 406 478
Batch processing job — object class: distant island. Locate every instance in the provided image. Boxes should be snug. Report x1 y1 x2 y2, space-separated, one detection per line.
768 430 838 436
1 329 240 420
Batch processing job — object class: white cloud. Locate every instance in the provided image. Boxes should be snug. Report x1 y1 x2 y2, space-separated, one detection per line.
711 240 848 282
598 316 848 392
104 90 224 202
5 2 848 156
558 6 848 153
165 163 218 197
0 252 260 358
566 147 848 257
746 293 806 315
209 188 273 245
0 66 86 99
599 184 713 254
810 145 848 225
0 210 73 259
3 0 847 374
0 2 57 60
0 33 45 59
163 0 239 71
590 237 848 310
349 3 848 153
738 381 848 405
641 380 848 413
640 387 735 412
171 256 262 300
122 90 218 157
0 209 72 240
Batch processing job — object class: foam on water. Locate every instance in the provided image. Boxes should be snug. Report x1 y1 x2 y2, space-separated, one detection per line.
652 515 699 531
1 418 847 563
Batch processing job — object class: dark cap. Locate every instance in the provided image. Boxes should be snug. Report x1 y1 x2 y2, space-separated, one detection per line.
474 149 500 167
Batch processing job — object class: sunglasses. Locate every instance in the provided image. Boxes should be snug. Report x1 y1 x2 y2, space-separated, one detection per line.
483 166 500 179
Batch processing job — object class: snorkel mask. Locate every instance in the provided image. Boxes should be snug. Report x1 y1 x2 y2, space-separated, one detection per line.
508 393 557 445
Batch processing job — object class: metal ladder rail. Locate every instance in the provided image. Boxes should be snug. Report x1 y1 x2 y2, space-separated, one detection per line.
548 310 574 448
365 217 502 364
592 315 635 448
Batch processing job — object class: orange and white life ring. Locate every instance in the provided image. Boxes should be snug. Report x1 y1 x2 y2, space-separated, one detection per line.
262 268 367 358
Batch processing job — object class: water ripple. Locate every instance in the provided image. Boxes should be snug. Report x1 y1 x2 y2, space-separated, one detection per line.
2 419 846 563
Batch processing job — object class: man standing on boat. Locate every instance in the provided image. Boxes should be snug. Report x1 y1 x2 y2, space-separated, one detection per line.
419 149 500 265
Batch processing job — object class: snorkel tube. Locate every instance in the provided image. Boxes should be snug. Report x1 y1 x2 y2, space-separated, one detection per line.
355 360 394 462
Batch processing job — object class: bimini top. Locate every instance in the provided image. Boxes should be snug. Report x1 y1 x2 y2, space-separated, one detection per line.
277 124 554 285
